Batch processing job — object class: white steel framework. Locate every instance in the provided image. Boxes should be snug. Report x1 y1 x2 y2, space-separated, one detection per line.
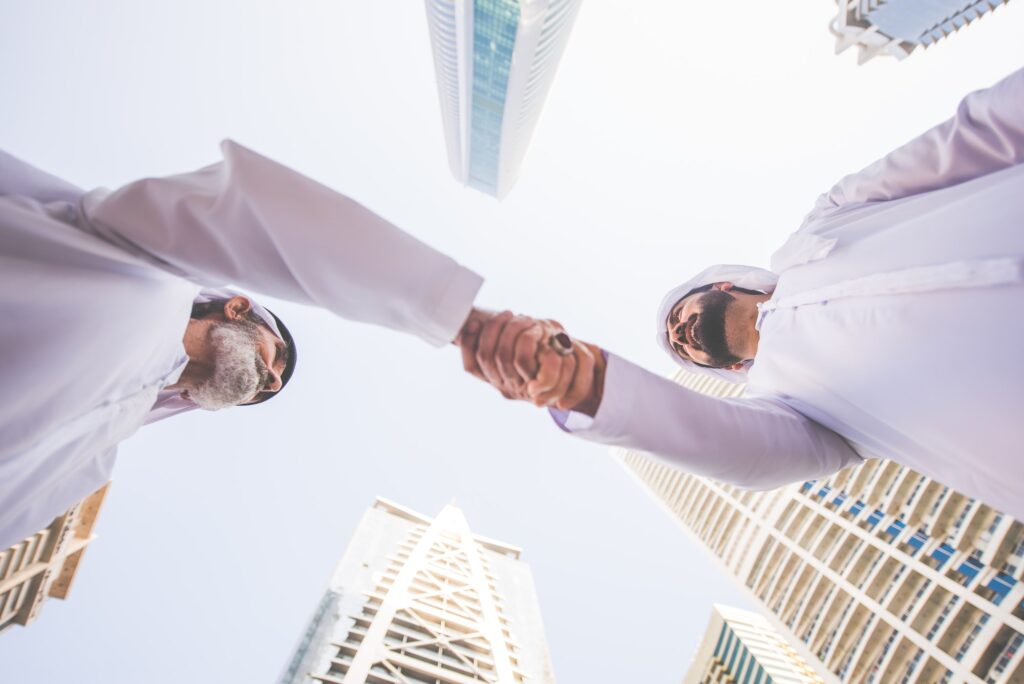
281 498 555 684
830 0 1013 64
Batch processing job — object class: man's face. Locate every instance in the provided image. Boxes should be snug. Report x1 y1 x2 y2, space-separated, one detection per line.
665 285 744 369
188 318 288 410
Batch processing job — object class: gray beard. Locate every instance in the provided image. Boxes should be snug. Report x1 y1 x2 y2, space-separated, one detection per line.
190 321 268 410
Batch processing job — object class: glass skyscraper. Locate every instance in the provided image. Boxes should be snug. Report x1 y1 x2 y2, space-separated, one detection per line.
424 0 582 198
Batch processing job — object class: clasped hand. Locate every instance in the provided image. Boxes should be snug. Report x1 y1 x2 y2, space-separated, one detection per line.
456 309 604 416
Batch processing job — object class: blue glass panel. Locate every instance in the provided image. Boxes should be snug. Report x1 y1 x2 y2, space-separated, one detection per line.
931 544 953 568
958 562 980 580
467 0 520 194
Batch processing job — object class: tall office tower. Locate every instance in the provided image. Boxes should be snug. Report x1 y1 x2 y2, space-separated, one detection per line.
279 497 555 684
0 483 110 634
830 0 1013 64
620 369 1024 683
683 604 824 684
423 0 582 198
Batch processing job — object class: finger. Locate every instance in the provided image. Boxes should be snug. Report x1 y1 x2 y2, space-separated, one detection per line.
555 343 595 410
513 324 545 383
533 346 577 406
543 319 566 333
494 316 537 390
526 347 564 403
475 310 514 389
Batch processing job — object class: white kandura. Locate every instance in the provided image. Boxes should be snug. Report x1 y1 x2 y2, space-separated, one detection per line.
559 68 1024 521
0 142 482 549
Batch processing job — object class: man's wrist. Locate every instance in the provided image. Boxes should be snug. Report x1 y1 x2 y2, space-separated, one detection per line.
569 343 606 418
454 307 490 346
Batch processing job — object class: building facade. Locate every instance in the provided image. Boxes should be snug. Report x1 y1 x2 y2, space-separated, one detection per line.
424 0 582 198
0 483 110 633
620 370 1024 683
830 0 1013 64
278 497 556 684
683 604 824 684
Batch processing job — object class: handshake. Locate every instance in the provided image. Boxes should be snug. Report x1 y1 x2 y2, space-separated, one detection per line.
455 308 607 417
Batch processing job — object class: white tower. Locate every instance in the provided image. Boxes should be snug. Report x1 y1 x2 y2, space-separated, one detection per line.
279 497 555 684
424 0 582 198
683 604 824 684
621 369 1024 683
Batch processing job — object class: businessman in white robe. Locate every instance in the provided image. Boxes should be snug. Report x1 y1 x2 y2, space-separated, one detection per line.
0 142 488 549
463 67 1024 520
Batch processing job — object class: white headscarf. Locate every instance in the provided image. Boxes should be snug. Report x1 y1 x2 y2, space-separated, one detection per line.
654 264 778 383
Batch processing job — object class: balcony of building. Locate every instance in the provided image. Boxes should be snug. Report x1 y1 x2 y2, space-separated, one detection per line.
866 557 905 604
932 493 971 539
848 623 898 682
795 576 835 640
847 546 885 588
910 585 954 635
886 572 931 623
988 520 1024 571
829 604 874 670
781 565 819 629
811 523 845 564
915 656 954 683
937 602 988 661
972 625 1024 681
879 642 924 684
907 480 945 527
951 504 999 552
809 591 853 656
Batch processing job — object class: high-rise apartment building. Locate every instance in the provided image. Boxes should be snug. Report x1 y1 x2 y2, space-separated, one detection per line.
830 0 1013 64
683 604 824 684
0 483 110 633
620 370 1024 683
278 497 555 684
424 0 582 198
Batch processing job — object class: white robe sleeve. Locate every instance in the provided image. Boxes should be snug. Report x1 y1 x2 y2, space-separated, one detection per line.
562 354 863 489
80 140 483 346
0 149 84 203
803 67 1024 227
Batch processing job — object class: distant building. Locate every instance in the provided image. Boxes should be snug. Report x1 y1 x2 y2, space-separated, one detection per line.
830 0 1013 64
0 483 110 633
278 497 556 684
620 369 1024 683
683 604 824 684
424 0 582 198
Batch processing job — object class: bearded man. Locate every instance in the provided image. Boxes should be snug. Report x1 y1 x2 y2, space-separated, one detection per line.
461 67 1024 520
0 141 486 549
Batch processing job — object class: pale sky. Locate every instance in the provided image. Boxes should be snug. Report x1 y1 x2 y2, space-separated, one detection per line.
0 2 1021 682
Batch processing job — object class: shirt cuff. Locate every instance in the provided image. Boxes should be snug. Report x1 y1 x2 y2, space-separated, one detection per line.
548 350 622 434
422 266 484 347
